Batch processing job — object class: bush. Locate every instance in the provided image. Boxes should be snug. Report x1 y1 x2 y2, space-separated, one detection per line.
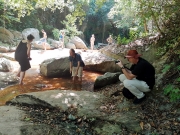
117 35 121 46
129 27 139 40
52 28 60 40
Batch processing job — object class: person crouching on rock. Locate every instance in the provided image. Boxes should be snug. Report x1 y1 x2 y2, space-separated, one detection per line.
69 49 85 82
116 50 155 104
15 34 35 85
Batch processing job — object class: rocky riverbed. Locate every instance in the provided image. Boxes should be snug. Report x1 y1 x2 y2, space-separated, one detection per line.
0 82 179 135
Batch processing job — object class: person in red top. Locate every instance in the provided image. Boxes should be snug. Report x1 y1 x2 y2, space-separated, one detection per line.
116 50 155 104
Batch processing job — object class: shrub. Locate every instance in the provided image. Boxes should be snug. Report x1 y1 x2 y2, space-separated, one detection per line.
52 28 60 40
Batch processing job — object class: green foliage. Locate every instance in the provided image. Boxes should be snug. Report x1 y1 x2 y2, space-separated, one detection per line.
164 84 180 102
162 63 174 73
117 35 121 45
0 1 20 28
121 37 130 45
116 35 130 45
62 14 82 38
44 25 54 34
52 28 60 40
129 27 139 40
155 46 167 57
176 77 180 82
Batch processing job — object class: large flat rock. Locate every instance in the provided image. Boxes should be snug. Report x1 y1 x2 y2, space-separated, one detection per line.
0 106 68 135
8 90 141 132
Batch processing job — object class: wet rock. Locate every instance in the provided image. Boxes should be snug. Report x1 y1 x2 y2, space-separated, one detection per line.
0 58 13 72
94 72 121 89
22 28 40 41
0 72 18 83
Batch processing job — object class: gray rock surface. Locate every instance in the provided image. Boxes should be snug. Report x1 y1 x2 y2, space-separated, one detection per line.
22 28 40 41
0 72 19 83
0 44 9 53
0 106 68 135
40 56 70 77
82 51 122 73
70 36 88 49
10 30 23 40
66 42 76 49
8 90 141 132
33 41 51 50
0 58 13 72
0 27 15 45
94 72 121 89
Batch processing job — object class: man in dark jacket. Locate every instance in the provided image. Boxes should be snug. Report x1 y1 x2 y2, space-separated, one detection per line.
116 50 155 104
69 49 85 82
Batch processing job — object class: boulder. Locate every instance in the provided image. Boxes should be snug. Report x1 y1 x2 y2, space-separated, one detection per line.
94 72 121 89
82 51 122 73
0 27 14 44
0 72 18 83
33 41 51 50
51 40 61 48
0 58 13 72
66 42 76 49
70 36 88 49
0 27 14 39
22 28 40 41
0 45 9 53
40 56 70 77
9 30 23 40
7 90 141 132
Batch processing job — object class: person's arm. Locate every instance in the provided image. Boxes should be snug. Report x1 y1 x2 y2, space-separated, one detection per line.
70 61 73 73
116 60 136 80
27 42 31 58
76 61 80 73
107 38 109 42
69 57 73 73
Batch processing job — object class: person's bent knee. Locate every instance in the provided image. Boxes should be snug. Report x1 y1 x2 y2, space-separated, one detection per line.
123 79 133 88
119 74 126 82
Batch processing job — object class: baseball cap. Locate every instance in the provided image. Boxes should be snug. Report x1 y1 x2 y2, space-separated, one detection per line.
125 50 141 58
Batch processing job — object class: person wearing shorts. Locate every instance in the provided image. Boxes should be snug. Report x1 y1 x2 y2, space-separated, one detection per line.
69 49 84 82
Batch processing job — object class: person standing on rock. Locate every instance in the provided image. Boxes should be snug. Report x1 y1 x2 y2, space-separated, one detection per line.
69 49 85 82
90 34 95 50
15 34 35 85
40 29 47 50
116 50 155 104
107 35 113 45
59 31 65 49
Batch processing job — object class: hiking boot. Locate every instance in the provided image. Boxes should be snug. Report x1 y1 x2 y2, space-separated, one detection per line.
133 95 146 104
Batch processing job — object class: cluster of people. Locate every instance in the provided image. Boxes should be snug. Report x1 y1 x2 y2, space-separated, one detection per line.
40 29 65 50
15 33 155 105
14 34 84 85
90 34 114 50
